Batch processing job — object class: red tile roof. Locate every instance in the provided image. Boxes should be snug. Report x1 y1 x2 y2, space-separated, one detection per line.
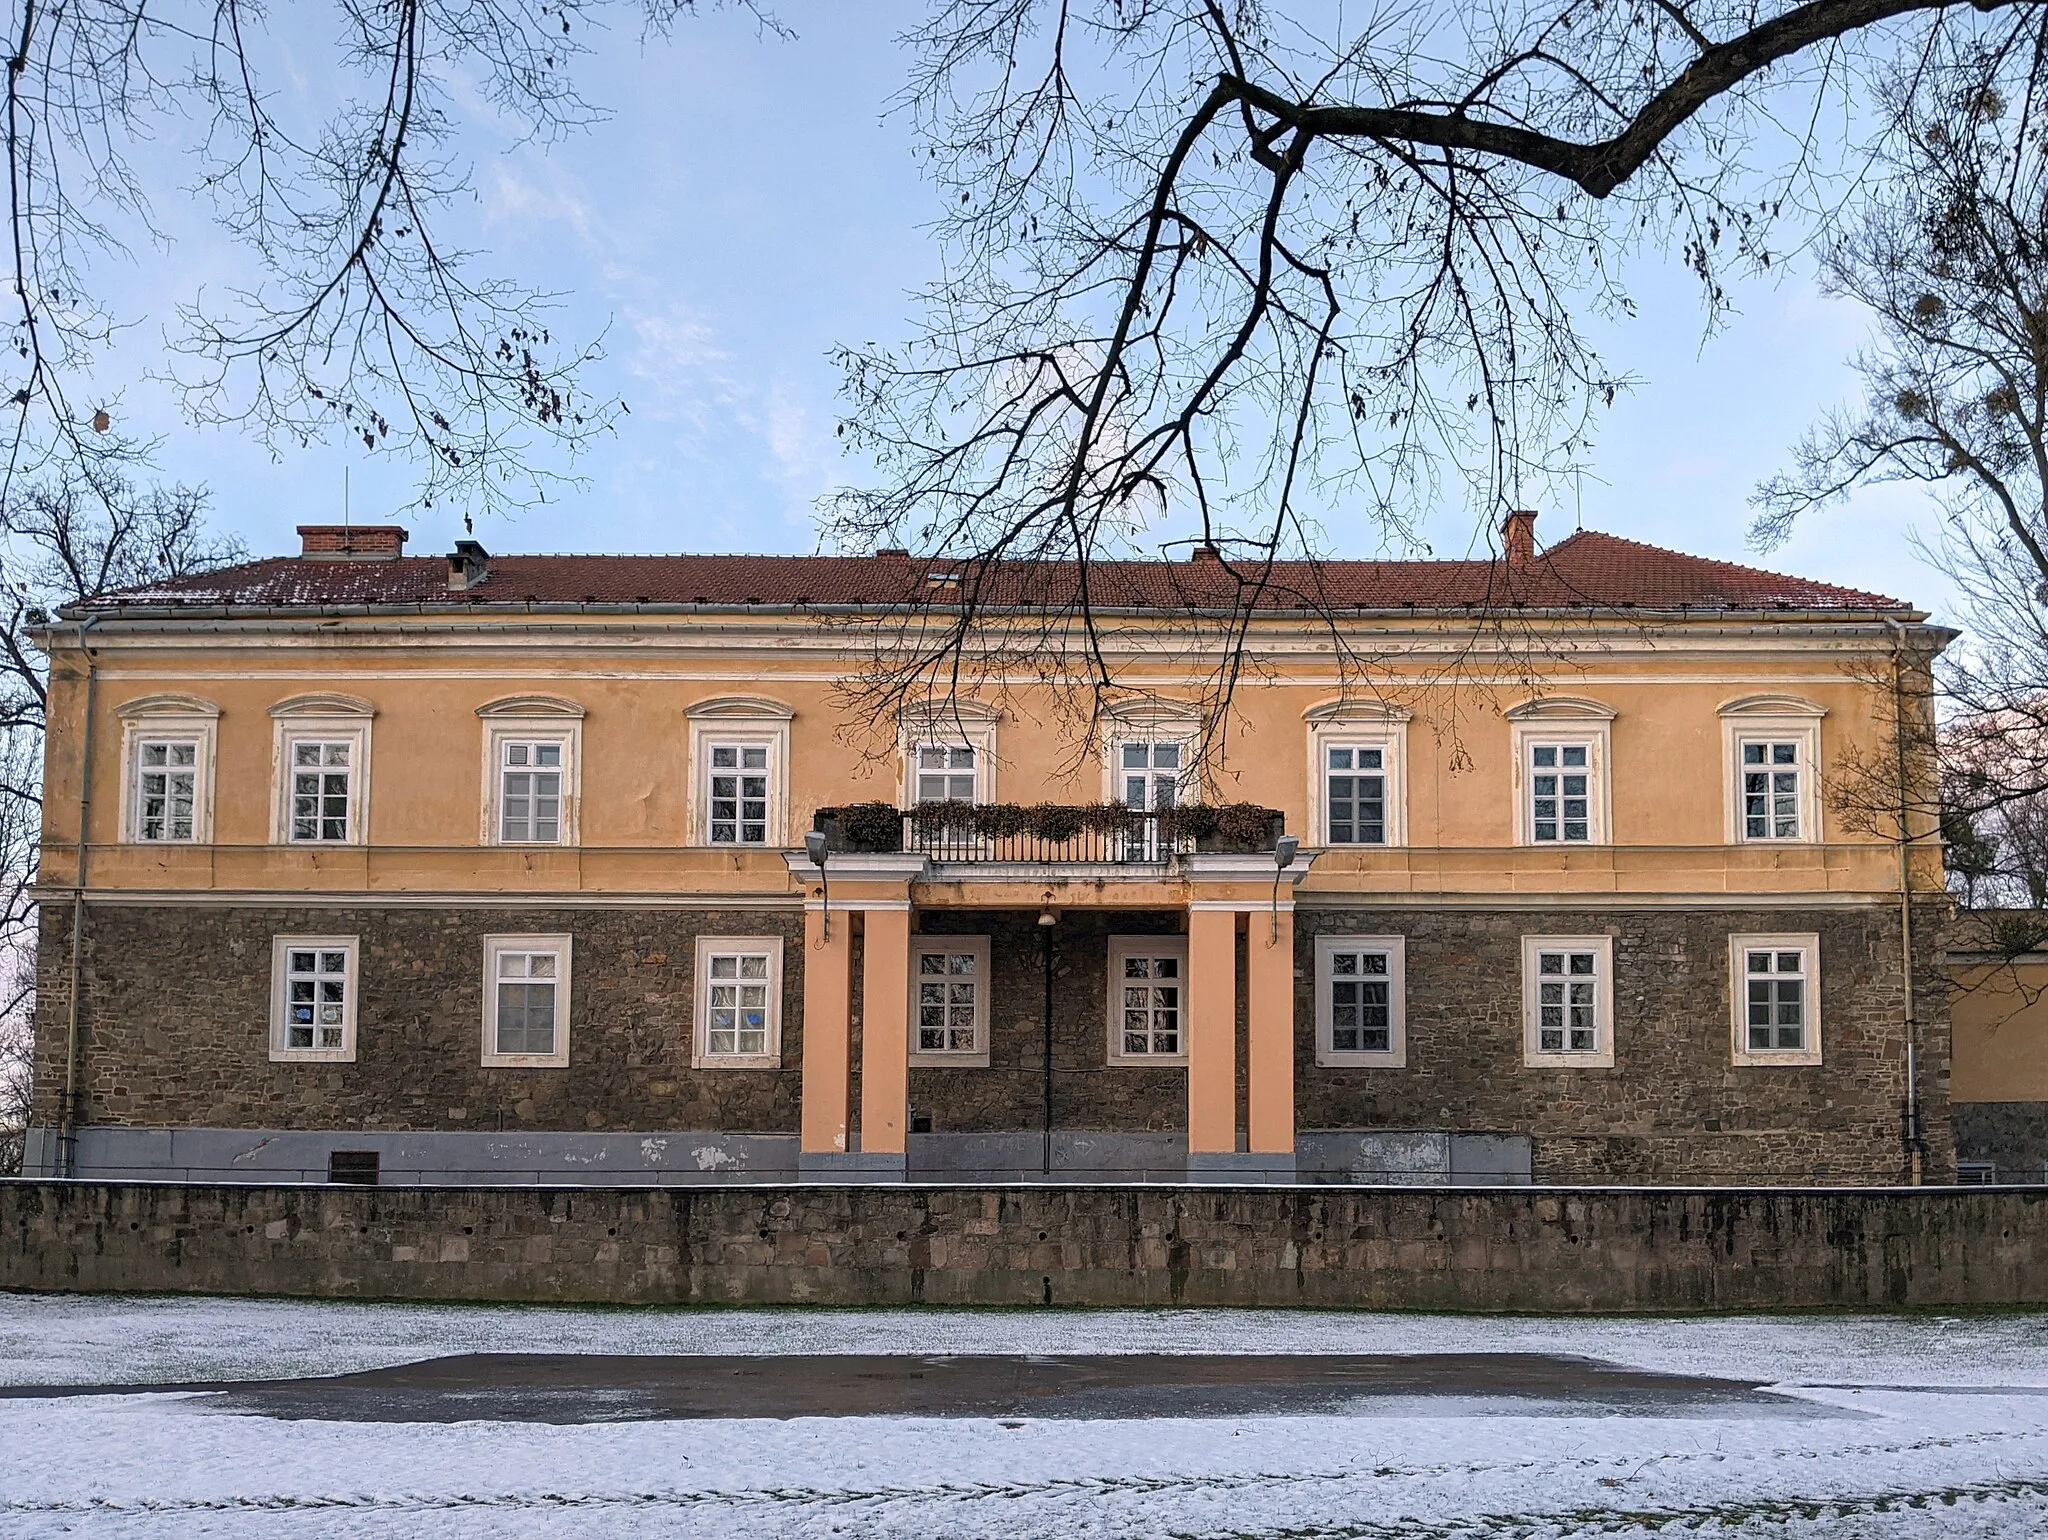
74 530 1909 615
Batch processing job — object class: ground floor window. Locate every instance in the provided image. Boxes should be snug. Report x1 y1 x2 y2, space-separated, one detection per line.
1314 934 1406 1066
1521 934 1614 1068
1728 933 1822 1066
1957 1160 1997 1185
1106 935 1189 1064
269 936 358 1062
910 934 991 1066
693 935 785 1069
482 934 572 1067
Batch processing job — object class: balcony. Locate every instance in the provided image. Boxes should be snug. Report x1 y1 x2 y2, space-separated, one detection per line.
812 801 1284 866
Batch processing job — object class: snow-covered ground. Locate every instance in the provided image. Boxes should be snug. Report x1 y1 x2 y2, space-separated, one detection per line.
4 1294 2048 1536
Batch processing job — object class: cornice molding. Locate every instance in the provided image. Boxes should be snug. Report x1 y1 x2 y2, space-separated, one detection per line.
1718 692 1828 719
684 693 796 721
1303 696 1413 724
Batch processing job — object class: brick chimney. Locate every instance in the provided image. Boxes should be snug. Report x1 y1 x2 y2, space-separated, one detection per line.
298 524 408 560
1189 543 1222 564
1502 510 1537 568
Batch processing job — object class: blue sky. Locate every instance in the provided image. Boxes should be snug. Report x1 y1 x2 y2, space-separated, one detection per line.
91 3 1955 617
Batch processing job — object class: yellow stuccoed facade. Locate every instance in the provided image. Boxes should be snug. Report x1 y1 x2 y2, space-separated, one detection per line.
23 525 1961 1187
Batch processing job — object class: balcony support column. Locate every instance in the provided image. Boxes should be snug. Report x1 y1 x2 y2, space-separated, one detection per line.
1185 906 1239 1168
796 903 854 1176
1247 903 1297 1171
856 904 913 1179
786 849 926 1182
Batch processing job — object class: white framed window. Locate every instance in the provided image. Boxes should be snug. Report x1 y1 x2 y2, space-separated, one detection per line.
500 739 567 842
116 694 219 844
1521 934 1615 1068
693 934 785 1069
899 702 999 808
706 742 772 844
1507 698 1614 847
269 935 359 1063
1527 742 1593 843
136 739 200 841
268 694 375 847
288 741 356 841
685 696 793 847
910 934 991 1066
1107 935 1189 1064
912 744 980 804
1719 697 1825 845
1315 934 1406 1066
481 933 572 1068
477 696 583 848
1116 739 1186 809
1729 933 1822 1066
1304 702 1410 848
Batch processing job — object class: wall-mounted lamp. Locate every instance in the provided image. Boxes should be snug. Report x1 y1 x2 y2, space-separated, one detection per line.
1271 834 1300 944
804 829 830 939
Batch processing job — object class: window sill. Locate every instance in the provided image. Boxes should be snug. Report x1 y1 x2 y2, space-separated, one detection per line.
1731 1049 1824 1068
269 1049 356 1065
909 1051 991 1069
1315 1050 1407 1069
1522 1049 1616 1070
1107 1054 1190 1068
692 1052 783 1071
481 1053 570 1069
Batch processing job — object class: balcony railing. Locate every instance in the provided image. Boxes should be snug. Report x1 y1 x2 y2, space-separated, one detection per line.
812 803 1283 865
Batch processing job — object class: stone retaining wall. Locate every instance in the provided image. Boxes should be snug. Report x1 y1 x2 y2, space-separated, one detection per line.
5 1180 2044 1311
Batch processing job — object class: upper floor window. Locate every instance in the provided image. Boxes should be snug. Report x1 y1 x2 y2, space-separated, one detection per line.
1506 697 1614 847
269 935 358 1063
685 696 793 847
482 933 572 1067
1741 741 1803 840
1730 933 1822 1066
1119 739 1184 809
477 695 584 848
500 740 565 842
1315 933 1406 1066
1326 746 1386 844
1521 934 1615 1068
1304 701 1410 847
137 740 199 842
707 742 770 844
1528 743 1591 843
913 744 978 804
270 694 374 847
1719 697 1825 846
116 694 220 845
898 701 999 810
289 742 355 842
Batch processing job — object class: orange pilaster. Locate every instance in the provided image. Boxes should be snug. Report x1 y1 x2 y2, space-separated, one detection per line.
799 905 853 1156
1187 907 1239 1155
858 906 912 1156
1247 906 1296 1155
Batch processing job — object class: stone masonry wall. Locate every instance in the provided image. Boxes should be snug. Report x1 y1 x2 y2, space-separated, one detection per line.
33 904 808 1136
1294 903 1953 1185
33 899 1951 1185
4 1180 2042 1310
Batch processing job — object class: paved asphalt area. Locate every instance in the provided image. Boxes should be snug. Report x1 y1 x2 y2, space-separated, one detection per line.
0 1351 1840 1423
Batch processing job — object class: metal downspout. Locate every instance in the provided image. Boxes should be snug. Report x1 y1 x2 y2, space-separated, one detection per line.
57 614 101 1178
1886 617 1924 1185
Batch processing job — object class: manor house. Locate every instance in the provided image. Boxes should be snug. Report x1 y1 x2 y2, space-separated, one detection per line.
23 513 1954 1185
